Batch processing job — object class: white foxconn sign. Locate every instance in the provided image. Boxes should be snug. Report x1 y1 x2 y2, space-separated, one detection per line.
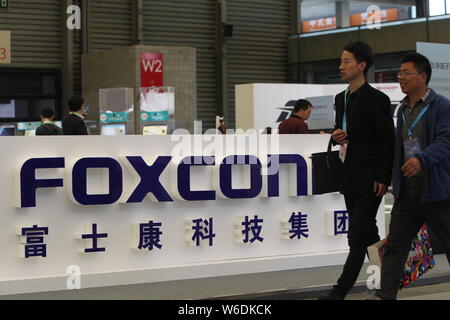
1 135 384 294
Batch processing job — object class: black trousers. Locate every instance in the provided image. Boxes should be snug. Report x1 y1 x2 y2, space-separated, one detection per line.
376 186 450 300
335 188 382 293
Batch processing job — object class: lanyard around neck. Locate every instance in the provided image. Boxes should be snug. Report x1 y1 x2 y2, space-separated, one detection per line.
402 103 429 139
342 88 350 131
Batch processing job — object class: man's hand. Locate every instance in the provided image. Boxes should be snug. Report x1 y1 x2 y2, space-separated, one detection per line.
402 158 422 178
332 129 348 145
373 182 388 197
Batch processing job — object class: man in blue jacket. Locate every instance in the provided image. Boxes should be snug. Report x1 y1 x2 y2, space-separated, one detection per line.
373 53 450 300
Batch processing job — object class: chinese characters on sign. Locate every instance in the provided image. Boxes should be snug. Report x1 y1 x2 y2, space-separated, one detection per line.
16 210 345 258
19 225 49 258
81 224 108 253
350 8 398 26
302 8 398 33
302 17 336 33
334 210 349 235
138 221 163 251
326 210 349 236
191 218 215 247
288 212 309 239
241 215 264 243
430 61 450 71
281 212 309 240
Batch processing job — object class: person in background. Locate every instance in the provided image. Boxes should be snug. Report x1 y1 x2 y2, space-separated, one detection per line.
218 120 227 134
62 96 88 135
318 41 395 300
372 53 450 300
278 99 312 134
35 107 62 135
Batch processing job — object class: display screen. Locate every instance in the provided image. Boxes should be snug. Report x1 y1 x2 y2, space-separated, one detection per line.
101 124 126 136
0 99 57 120
16 121 41 131
0 69 61 122
304 95 335 130
0 99 15 118
0 125 15 136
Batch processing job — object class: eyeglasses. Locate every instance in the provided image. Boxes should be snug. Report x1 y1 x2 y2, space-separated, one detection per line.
397 71 420 77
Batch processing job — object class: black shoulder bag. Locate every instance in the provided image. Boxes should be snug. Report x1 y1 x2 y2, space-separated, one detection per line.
310 137 344 194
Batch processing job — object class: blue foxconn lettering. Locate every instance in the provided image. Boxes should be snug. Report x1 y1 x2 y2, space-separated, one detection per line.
17 154 308 208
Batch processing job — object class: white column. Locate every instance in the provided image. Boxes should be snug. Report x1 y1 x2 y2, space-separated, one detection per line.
335 1 350 28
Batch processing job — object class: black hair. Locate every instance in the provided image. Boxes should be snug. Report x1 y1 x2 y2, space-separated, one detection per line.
293 99 312 113
401 53 432 85
41 107 55 119
343 41 373 75
68 95 84 112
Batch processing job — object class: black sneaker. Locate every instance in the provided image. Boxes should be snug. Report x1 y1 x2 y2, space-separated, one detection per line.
317 288 346 300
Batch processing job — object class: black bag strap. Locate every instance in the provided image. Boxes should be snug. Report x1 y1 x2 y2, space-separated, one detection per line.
327 136 333 153
326 137 335 169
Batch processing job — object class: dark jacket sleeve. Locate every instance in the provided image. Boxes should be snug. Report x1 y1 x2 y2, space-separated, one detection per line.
331 92 344 146
75 120 88 135
416 99 450 169
373 93 395 185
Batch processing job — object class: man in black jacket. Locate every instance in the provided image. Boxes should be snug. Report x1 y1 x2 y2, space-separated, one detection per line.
36 107 62 135
319 41 395 300
62 96 88 135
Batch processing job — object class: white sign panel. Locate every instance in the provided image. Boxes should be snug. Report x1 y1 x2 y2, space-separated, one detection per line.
417 42 450 100
304 95 334 130
0 135 384 295
236 83 403 131
0 30 11 64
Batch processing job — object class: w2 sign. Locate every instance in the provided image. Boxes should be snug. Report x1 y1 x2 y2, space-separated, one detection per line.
141 52 163 87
